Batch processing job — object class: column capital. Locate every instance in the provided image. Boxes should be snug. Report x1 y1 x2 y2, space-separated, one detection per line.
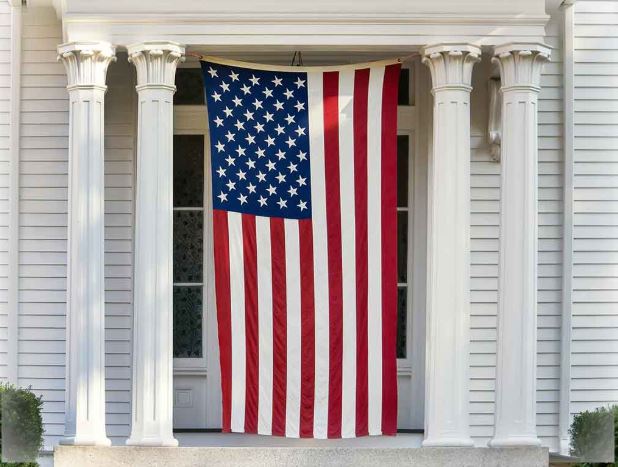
492 43 551 91
127 41 185 91
57 41 116 91
421 43 481 92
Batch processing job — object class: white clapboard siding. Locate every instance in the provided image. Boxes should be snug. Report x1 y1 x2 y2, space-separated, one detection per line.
469 54 500 445
103 54 135 444
466 2 563 450
0 0 10 383
18 6 67 449
571 0 618 419
536 6 563 451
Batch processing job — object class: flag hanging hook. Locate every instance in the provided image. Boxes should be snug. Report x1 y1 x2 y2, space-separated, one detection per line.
290 51 304 67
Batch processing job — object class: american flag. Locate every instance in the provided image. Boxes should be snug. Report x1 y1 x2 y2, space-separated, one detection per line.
201 58 400 438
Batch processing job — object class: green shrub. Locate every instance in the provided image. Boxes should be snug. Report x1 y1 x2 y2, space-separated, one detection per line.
0 384 43 467
570 404 617 467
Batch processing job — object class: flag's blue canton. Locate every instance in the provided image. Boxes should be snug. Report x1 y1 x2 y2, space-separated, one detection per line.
201 61 312 219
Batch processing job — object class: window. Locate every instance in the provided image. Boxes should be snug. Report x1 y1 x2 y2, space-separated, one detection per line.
173 134 205 359
396 66 414 364
175 68 205 105
397 135 410 359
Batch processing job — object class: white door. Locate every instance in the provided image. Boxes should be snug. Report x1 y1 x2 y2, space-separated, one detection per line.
171 58 425 431
171 126 222 429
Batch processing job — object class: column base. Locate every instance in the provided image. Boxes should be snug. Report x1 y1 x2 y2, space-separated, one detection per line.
488 437 541 448
559 437 570 455
59 435 111 447
126 436 179 447
422 438 474 448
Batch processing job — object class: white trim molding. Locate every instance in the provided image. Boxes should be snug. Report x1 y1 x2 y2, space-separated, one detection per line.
7 0 22 387
126 41 185 447
559 0 575 455
421 43 480 448
489 42 550 448
52 6 549 47
57 41 116 446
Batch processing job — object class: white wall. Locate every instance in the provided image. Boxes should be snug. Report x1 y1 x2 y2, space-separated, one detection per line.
538 1 565 451
18 6 66 448
571 0 618 417
103 53 135 445
0 0 11 383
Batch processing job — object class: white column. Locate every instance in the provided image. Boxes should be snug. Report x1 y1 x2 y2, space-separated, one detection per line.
421 44 480 447
489 43 550 448
57 41 116 446
126 41 184 447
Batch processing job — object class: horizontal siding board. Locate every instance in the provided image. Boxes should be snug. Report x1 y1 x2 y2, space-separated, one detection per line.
573 0 618 435
0 0 9 385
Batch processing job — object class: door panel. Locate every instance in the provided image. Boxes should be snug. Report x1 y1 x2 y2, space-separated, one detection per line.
174 375 208 429
172 132 221 429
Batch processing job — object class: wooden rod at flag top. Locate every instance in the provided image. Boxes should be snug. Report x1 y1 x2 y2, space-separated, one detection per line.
185 52 418 72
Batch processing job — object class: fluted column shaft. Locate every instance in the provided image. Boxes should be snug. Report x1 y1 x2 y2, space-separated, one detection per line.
490 43 550 448
57 41 116 446
126 41 185 447
421 44 480 447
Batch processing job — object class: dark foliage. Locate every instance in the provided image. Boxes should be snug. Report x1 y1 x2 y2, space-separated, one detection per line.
570 405 617 467
0 384 43 467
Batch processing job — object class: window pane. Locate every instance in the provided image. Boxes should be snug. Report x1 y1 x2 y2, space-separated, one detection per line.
174 135 204 208
173 211 204 283
173 286 203 358
398 68 410 105
397 211 408 283
174 68 205 105
397 135 409 207
397 287 407 359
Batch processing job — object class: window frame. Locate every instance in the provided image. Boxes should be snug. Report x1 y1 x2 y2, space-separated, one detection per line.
172 129 215 372
395 61 416 374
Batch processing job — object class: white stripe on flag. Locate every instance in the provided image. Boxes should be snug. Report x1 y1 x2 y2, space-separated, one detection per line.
367 66 385 436
228 211 246 433
307 71 329 439
285 219 302 438
256 216 273 435
338 70 357 438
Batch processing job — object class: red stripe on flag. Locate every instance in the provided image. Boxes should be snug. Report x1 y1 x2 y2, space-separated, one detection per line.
213 209 232 432
380 63 401 435
353 67 370 437
323 71 343 438
242 214 259 433
299 219 316 437
270 217 287 436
